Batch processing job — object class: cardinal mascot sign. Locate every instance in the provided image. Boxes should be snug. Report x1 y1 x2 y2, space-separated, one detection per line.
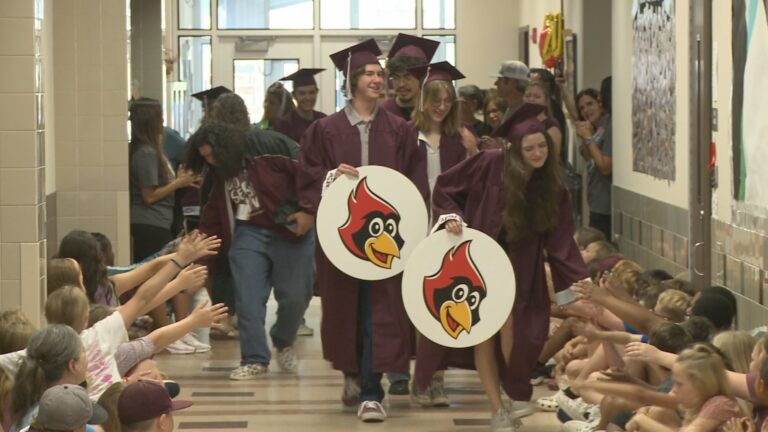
402 228 516 348
316 166 428 280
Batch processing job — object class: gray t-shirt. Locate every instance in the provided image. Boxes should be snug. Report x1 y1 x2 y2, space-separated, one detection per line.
130 145 174 228
587 114 613 215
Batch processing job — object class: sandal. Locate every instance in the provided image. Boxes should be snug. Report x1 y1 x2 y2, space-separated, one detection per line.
210 326 239 340
535 395 559 412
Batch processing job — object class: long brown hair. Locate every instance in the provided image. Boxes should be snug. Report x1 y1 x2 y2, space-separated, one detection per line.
502 131 562 242
129 98 170 179
412 80 460 136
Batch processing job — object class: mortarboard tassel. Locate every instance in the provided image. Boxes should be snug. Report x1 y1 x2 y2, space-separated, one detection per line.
345 52 352 100
419 66 431 112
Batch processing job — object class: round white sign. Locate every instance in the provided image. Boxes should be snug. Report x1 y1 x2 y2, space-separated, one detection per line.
402 228 516 348
316 165 428 281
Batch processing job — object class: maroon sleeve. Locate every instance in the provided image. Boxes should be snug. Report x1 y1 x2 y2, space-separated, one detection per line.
297 120 329 215
197 179 225 270
545 190 589 292
432 151 489 224
400 122 429 203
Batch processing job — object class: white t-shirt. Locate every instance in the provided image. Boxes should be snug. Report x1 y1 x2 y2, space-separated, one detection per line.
0 312 128 401
81 311 129 399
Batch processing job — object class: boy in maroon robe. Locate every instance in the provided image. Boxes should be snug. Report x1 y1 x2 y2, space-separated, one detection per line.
427 106 588 430
380 33 440 121
296 39 427 423
273 68 326 143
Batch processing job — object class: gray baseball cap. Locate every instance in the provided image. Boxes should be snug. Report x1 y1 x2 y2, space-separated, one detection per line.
36 385 108 430
491 60 530 81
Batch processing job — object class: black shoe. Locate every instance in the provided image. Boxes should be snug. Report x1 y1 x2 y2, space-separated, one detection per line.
388 380 410 395
529 363 553 385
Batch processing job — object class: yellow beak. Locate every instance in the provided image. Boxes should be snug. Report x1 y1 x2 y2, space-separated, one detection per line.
439 300 472 339
364 233 400 269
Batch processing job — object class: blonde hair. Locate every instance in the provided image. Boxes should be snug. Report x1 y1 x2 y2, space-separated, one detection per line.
45 285 90 333
675 343 732 423
713 330 755 373
412 80 461 135
655 289 692 323
0 310 36 354
98 381 127 432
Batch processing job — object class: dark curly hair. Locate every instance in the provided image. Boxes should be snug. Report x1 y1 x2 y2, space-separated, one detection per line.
186 121 249 180
386 55 425 75
211 93 251 131
501 131 562 243
57 230 107 303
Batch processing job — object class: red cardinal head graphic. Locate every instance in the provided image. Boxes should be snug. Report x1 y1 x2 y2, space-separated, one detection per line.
423 241 487 339
338 177 404 269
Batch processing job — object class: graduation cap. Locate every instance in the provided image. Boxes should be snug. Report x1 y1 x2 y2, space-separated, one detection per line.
280 68 325 88
330 39 382 99
407 61 465 112
330 39 382 77
490 102 546 141
191 86 231 103
388 33 440 62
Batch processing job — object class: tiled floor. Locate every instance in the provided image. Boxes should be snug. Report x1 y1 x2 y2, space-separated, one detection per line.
154 299 563 431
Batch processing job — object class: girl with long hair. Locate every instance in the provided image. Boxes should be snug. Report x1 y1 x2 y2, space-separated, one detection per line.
432 105 588 430
4 325 86 432
254 82 295 130
407 61 478 407
129 98 200 262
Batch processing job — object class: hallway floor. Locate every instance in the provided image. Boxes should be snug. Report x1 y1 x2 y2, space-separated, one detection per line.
154 299 563 431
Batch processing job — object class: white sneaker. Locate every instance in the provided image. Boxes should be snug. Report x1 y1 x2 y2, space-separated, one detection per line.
296 323 314 336
229 363 268 380
536 394 560 412
357 400 386 422
562 420 597 432
490 407 521 432
166 339 195 354
275 346 297 372
180 333 211 353
557 396 593 422
507 400 534 419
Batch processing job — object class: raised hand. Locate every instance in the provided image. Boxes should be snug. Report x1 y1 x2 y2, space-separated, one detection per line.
176 231 221 265
334 163 359 179
188 300 229 329
174 264 208 292
624 341 662 364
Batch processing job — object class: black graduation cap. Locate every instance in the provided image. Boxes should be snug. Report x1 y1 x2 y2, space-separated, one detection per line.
491 103 546 141
330 39 382 77
279 68 325 88
190 86 231 103
388 33 440 62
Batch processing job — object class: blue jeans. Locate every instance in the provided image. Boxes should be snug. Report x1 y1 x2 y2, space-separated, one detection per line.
229 224 315 366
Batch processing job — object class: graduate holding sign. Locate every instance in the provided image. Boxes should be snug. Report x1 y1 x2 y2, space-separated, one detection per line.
431 105 588 431
296 39 428 423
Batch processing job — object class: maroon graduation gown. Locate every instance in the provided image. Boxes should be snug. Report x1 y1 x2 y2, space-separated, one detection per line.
412 126 472 205
379 98 412 121
417 149 588 401
297 108 427 374
274 110 326 143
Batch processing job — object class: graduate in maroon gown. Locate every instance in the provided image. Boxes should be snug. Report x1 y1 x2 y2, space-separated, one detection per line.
295 39 427 423
273 68 327 143
380 33 440 121
429 106 588 430
404 61 481 406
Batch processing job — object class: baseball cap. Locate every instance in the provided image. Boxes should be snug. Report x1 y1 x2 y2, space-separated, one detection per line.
490 60 530 81
35 385 108 430
118 381 193 425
